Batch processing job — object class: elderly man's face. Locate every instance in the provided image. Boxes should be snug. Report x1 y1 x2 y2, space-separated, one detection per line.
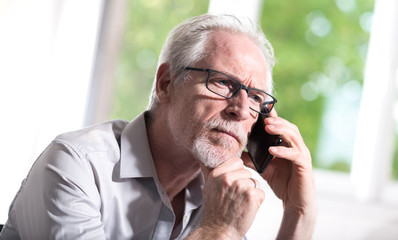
167 30 269 167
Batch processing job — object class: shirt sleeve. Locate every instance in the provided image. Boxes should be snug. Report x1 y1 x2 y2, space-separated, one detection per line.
10 140 107 240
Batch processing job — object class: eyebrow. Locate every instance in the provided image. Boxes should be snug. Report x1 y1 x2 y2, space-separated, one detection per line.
222 69 267 92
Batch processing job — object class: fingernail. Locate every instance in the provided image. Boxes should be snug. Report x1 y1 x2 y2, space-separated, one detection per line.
267 125 275 129
269 147 277 153
266 117 275 122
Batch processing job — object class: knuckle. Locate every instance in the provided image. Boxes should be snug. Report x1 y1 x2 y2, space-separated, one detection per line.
220 174 234 187
244 188 258 200
209 171 218 179
235 180 247 192
304 148 311 159
293 149 301 159
242 168 252 177
291 123 299 133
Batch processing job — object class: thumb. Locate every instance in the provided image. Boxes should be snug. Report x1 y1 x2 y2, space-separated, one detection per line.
199 162 212 182
241 151 255 171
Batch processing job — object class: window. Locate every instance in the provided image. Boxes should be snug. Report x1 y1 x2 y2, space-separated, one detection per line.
260 0 374 173
2 0 396 238
0 0 104 224
106 1 398 239
110 0 209 120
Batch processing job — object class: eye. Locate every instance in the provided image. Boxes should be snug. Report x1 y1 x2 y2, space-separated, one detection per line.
249 93 264 103
218 79 228 86
250 94 261 102
212 78 234 89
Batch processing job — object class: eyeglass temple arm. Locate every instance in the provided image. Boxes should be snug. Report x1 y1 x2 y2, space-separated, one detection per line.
185 67 208 72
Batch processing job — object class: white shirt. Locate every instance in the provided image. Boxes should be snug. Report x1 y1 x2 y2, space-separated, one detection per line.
0 112 204 240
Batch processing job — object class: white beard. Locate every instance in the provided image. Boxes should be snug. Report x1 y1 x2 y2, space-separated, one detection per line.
192 118 248 168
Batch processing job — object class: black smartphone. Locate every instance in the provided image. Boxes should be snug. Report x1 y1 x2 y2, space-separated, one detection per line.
246 114 282 173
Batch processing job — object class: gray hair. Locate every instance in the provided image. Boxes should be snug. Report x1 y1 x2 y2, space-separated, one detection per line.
147 13 276 110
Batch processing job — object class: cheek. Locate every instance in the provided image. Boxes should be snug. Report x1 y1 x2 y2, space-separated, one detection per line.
197 86 209 96
180 102 216 143
190 100 223 125
186 90 223 118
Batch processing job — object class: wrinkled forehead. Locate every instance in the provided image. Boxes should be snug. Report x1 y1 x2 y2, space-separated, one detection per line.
203 30 269 90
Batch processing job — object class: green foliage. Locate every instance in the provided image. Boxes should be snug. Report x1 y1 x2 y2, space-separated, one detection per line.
329 160 351 173
260 0 374 169
393 136 398 180
111 0 208 120
112 0 385 175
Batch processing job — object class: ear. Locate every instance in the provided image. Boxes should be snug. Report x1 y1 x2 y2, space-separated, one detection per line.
155 63 173 104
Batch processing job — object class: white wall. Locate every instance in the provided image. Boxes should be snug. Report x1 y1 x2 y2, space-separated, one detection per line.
0 0 104 223
351 0 398 202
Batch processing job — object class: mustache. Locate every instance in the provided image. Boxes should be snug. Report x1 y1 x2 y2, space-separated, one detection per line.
203 118 248 146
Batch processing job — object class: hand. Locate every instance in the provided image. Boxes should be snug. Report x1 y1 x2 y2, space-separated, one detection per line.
261 110 316 213
243 109 317 239
197 157 265 240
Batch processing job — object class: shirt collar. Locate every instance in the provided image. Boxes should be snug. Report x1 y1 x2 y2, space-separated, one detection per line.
120 111 156 178
119 111 204 208
185 172 204 207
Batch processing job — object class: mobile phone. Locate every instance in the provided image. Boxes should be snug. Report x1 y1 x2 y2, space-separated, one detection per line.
246 114 282 173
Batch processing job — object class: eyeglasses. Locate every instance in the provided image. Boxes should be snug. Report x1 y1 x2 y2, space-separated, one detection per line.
185 67 277 115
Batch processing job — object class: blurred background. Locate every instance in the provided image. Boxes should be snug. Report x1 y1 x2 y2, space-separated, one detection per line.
1 0 398 239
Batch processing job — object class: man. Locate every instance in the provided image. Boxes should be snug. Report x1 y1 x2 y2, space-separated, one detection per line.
0 14 316 239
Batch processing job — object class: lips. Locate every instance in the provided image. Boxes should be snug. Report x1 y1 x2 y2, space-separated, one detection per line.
203 118 248 147
212 128 241 145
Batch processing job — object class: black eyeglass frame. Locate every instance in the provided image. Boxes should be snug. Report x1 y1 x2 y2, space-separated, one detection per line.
185 67 277 115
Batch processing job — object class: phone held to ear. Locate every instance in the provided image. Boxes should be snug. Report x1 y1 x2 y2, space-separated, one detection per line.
246 114 282 173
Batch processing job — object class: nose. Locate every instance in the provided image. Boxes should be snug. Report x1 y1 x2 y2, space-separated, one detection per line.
224 89 252 120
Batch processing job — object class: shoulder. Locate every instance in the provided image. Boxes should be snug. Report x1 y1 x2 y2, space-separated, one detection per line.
26 120 130 183
54 120 129 156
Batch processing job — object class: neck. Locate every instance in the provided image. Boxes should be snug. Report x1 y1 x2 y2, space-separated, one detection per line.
145 110 201 202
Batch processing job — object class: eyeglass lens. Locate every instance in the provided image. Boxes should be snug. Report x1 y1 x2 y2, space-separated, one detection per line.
206 70 275 114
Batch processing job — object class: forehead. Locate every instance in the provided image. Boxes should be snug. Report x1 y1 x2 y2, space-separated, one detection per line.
204 30 269 90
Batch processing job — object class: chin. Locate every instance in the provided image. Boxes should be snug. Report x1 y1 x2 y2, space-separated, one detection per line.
192 137 244 168
191 117 248 168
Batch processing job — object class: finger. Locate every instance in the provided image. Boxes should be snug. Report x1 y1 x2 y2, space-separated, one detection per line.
211 157 245 177
249 178 259 189
264 114 294 125
255 188 266 203
226 177 259 192
241 151 256 170
201 157 244 179
236 178 265 201
269 145 311 167
264 116 296 133
264 118 304 149
269 146 296 159
199 162 212 180
268 108 278 117
218 169 253 186
247 186 266 205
